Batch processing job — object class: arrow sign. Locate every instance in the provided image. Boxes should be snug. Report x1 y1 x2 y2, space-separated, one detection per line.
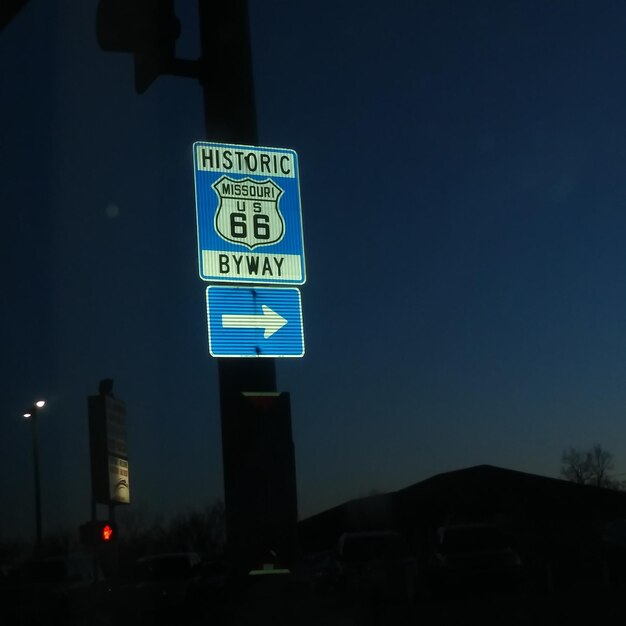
222 305 287 339
206 286 304 358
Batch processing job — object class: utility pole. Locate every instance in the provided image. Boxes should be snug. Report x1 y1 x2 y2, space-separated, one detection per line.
197 1 299 573
96 0 299 573
22 400 46 548
31 407 42 547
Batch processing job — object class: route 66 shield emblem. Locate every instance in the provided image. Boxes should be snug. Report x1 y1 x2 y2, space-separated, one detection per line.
212 176 285 249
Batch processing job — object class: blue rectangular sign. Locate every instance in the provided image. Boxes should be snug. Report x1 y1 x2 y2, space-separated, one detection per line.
194 142 306 285
206 286 305 358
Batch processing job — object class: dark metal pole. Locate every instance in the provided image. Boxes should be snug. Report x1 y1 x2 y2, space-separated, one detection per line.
198 0 259 145
197 0 277 390
91 498 100 583
198 0 277 392
198 0 297 572
31 407 42 547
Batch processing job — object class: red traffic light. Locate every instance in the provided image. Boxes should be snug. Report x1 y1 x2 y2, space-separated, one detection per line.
102 524 114 541
79 520 118 545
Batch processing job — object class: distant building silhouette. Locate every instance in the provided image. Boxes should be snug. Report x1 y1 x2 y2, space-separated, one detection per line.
298 465 626 556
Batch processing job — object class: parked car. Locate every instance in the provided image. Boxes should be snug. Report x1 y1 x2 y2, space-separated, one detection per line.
191 557 237 614
301 550 340 593
2 552 109 625
128 552 203 624
601 519 626 583
428 523 524 590
335 530 418 602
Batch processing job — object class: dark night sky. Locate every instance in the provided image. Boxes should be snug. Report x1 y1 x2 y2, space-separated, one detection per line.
3 0 626 540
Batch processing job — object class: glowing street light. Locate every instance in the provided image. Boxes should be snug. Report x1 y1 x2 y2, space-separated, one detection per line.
22 401 44 420
22 399 46 547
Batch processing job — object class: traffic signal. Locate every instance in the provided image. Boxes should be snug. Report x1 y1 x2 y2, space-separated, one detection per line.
79 520 118 545
101 523 115 542
96 0 180 94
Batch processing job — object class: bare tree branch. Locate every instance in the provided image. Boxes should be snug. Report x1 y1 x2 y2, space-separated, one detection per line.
561 446 592 484
561 444 619 489
589 443 614 488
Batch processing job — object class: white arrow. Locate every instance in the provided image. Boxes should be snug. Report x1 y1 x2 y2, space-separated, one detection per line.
222 305 288 339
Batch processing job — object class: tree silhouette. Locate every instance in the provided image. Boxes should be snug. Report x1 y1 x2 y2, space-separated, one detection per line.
115 499 226 557
561 447 593 484
561 444 619 488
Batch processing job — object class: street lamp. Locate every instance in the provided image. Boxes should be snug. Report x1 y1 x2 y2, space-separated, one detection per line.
22 399 45 546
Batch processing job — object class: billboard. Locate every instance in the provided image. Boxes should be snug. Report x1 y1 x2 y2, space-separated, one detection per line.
88 395 130 505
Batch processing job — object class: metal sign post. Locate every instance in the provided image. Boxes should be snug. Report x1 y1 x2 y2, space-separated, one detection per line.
196 1 301 572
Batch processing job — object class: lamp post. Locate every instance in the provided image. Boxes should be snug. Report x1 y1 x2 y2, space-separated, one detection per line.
23 400 45 547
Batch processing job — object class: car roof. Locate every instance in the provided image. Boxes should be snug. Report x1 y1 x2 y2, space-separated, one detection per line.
30 551 93 563
438 523 498 532
339 530 401 539
137 552 200 563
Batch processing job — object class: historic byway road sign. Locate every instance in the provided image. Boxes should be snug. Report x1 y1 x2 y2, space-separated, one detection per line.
194 142 306 285
206 286 304 357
